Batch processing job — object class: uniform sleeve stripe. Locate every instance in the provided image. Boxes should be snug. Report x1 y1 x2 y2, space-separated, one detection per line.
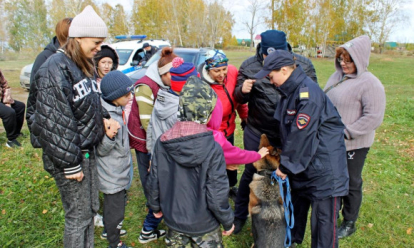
136 96 154 105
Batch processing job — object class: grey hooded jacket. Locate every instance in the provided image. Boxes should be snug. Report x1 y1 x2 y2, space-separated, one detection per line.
146 89 179 153
97 98 132 194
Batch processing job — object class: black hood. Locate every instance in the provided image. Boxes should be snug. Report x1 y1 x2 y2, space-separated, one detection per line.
162 131 216 168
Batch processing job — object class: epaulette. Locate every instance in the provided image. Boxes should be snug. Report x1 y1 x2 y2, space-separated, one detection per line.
299 87 309 100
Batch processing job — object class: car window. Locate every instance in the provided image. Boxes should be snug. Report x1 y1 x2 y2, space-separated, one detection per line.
197 54 207 66
143 52 161 68
116 49 133 65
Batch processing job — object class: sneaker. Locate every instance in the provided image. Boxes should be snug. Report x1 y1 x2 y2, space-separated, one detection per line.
138 228 166 244
233 217 246 234
229 186 238 202
338 220 356 239
101 229 127 239
108 241 131 248
6 139 21 148
94 213 104 227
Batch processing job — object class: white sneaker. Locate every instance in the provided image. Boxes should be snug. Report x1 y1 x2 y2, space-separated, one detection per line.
94 213 104 227
139 228 166 244
101 229 127 239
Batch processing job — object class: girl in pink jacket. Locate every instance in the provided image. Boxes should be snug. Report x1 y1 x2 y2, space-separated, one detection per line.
207 98 268 170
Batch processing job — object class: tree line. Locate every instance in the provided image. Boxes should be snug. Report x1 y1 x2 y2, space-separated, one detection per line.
0 0 234 53
0 0 409 53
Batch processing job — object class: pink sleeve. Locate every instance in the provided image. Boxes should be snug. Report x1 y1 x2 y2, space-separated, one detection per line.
212 130 260 165
124 97 133 122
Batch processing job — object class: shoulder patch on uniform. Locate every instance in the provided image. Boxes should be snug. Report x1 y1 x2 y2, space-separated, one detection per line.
296 113 310 130
299 87 309 100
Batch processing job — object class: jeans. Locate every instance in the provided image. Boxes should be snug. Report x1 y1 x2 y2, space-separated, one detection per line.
0 100 25 140
136 150 163 231
53 150 99 248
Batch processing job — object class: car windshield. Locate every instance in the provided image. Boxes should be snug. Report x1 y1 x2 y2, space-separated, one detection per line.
116 49 133 65
143 50 203 69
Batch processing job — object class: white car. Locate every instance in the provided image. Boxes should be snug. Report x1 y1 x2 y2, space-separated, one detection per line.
20 63 33 90
111 35 171 74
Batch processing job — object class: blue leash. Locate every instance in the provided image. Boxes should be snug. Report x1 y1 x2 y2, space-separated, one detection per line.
271 171 294 248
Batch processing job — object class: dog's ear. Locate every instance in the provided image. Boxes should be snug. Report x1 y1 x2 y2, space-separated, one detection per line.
276 148 282 156
259 134 270 149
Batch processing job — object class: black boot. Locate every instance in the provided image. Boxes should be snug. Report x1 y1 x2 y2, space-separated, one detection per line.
338 220 356 239
233 217 246 234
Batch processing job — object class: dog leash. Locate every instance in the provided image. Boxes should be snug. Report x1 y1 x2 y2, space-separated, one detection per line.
271 171 294 248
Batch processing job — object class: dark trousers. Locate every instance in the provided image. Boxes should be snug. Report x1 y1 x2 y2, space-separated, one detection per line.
291 192 341 248
226 133 238 187
52 151 98 248
342 148 370 222
135 150 163 231
234 126 281 220
0 100 25 140
104 190 126 248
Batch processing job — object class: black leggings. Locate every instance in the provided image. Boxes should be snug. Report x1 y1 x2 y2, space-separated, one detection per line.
341 148 370 221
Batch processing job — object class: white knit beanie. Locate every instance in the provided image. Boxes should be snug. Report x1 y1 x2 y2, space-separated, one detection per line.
69 5 108 38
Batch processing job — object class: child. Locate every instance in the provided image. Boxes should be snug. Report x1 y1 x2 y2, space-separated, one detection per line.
147 76 235 247
97 71 134 248
207 98 269 170
146 57 199 154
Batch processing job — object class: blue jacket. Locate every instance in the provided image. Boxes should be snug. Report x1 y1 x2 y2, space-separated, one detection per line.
274 66 349 200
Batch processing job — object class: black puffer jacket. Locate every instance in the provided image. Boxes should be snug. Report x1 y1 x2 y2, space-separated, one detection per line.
234 43 318 141
26 51 105 175
30 36 60 86
147 123 234 235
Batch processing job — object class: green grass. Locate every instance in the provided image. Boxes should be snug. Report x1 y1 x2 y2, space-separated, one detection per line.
1 52 413 247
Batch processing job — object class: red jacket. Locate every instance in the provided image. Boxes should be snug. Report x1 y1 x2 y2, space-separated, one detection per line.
200 64 248 137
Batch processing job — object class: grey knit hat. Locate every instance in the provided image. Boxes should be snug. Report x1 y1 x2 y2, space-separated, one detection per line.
101 71 133 101
69 5 108 38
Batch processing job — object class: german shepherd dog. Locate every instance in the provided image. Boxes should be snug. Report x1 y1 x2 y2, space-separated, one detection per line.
249 134 286 248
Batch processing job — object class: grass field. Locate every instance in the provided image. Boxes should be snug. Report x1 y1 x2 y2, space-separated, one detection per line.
0 51 413 247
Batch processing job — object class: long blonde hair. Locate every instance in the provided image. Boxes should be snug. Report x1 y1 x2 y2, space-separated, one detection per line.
62 38 94 77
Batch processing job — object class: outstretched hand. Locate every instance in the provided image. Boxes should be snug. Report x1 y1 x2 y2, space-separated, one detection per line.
258 147 269 158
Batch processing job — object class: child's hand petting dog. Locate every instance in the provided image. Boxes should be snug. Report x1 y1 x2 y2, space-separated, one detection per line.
222 224 235 236
258 147 269 158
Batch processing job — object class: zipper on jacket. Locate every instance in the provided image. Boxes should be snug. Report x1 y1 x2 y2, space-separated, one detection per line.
223 85 236 137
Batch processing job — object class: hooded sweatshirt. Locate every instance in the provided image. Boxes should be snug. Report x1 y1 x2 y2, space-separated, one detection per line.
146 89 179 153
324 35 386 151
207 98 260 165
147 121 234 235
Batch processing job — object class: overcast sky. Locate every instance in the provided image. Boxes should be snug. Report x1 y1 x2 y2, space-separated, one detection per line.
95 0 414 43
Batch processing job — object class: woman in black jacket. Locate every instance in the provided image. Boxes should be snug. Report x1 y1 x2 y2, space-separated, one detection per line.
26 6 117 247
29 17 72 86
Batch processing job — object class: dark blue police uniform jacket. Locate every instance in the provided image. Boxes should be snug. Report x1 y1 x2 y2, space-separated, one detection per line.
274 65 349 200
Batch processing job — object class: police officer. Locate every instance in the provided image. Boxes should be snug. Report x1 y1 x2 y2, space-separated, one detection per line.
254 50 349 248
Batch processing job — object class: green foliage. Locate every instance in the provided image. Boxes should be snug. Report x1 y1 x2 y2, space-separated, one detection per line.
5 0 50 52
1 53 413 247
